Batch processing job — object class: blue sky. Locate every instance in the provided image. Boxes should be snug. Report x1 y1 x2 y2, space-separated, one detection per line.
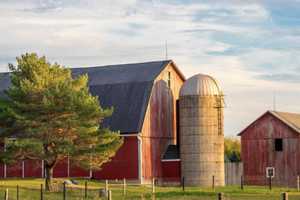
1 0 300 136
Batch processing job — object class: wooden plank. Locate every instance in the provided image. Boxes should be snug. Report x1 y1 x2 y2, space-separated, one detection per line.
225 162 243 185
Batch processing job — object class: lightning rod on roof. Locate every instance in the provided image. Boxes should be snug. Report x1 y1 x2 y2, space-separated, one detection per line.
273 91 276 111
165 40 168 60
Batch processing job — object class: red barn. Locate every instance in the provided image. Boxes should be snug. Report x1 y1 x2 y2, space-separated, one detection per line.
0 60 184 183
239 110 300 187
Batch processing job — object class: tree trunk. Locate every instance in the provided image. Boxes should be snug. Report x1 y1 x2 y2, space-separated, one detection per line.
45 164 54 191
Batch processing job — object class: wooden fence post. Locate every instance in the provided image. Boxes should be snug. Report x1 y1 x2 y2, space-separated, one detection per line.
40 184 43 200
182 177 185 192
152 193 155 200
152 178 155 194
16 185 19 200
282 192 288 200
105 180 108 192
218 192 224 200
297 176 299 192
22 161 25 179
241 175 244 190
85 181 87 199
123 178 126 196
107 190 112 200
63 182 66 200
212 176 215 191
4 189 8 200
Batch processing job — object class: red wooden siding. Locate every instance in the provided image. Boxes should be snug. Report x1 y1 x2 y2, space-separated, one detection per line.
141 63 184 182
0 136 138 180
6 162 22 177
69 161 89 177
93 136 139 180
0 144 3 178
241 112 300 187
0 164 4 178
161 161 181 182
53 159 68 178
24 160 42 177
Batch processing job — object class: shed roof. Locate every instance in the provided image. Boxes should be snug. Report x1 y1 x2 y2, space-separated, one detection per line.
238 110 300 136
162 145 180 160
0 60 182 134
270 111 300 133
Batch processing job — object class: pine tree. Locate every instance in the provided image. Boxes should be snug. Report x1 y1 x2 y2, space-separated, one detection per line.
0 53 123 191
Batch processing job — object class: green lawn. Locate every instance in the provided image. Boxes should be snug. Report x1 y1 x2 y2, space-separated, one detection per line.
0 178 299 200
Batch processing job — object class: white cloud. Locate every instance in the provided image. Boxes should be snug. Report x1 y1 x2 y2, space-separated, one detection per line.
0 0 299 136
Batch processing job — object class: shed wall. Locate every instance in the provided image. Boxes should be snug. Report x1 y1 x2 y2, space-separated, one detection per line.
161 161 181 182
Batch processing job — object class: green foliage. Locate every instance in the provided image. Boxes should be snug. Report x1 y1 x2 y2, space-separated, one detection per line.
224 137 241 162
0 53 123 171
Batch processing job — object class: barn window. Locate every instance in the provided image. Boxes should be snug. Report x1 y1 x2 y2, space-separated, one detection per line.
274 138 283 152
168 71 171 88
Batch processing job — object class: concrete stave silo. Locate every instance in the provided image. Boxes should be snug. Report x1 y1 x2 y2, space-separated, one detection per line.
179 74 225 186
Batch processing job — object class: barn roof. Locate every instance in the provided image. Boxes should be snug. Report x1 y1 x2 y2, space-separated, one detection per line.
0 60 183 134
238 110 300 136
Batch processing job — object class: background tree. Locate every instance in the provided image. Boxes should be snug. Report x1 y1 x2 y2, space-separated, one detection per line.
224 137 241 162
0 53 123 191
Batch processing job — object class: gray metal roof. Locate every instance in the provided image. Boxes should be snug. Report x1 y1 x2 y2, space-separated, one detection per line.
180 73 221 97
72 60 171 85
162 145 180 160
0 60 172 134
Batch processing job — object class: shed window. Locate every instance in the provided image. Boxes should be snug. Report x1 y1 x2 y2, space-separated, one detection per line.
274 138 283 152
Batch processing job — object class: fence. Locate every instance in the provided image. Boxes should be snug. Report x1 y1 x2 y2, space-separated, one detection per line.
1 178 300 200
0 179 157 200
3 161 243 184
225 162 243 185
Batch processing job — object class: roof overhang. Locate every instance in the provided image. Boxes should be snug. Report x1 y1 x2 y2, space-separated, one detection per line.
269 111 300 134
168 60 186 82
238 110 300 136
161 159 181 162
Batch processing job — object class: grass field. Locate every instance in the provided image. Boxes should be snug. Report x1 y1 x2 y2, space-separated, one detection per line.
0 178 299 200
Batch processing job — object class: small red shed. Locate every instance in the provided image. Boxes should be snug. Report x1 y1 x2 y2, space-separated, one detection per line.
239 111 300 187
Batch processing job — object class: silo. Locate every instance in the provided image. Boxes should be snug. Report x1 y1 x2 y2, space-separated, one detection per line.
179 74 224 186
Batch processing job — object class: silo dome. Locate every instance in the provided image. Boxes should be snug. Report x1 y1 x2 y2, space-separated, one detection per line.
180 74 221 97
